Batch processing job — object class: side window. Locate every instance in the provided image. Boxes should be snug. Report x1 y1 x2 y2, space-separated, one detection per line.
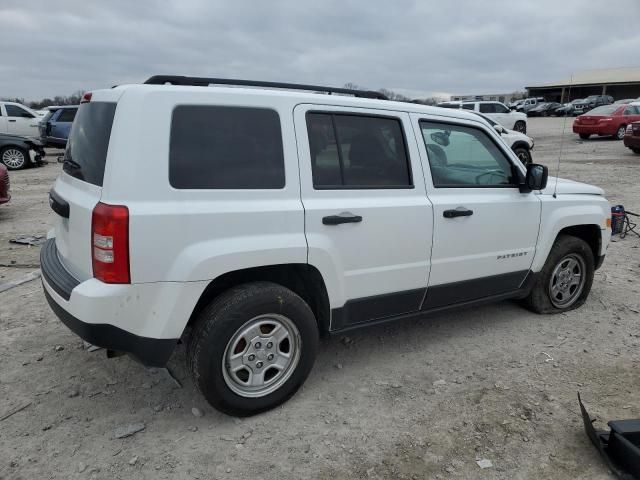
623 106 639 115
169 106 285 189
494 103 510 114
479 103 496 114
306 112 412 189
461 103 475 110
419 120 518 188
5 105 34 118
57 108 77 122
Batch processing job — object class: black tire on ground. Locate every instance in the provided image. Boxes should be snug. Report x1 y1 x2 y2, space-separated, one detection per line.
579 134 590 140
513 147 532 166
187 281 319 416
631 148 640 154
522 235 595 314
614 125 626 140
0 146 28 170
513 121 526 134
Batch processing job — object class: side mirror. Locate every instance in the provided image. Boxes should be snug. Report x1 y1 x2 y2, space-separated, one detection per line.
493 124 504 135
521 163 548 192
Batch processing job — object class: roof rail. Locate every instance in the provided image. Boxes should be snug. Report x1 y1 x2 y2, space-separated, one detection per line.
143 75 388 100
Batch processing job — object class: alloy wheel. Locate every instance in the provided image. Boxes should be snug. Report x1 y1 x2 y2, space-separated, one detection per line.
2 149 26 169
548 253 586 308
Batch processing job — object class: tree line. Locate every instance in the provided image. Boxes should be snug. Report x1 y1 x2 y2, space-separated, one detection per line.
1 90 85 110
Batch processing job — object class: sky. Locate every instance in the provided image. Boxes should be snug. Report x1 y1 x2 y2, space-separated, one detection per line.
1 0 639 101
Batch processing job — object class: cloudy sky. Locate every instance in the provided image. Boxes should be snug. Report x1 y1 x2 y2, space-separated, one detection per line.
1 0 638 101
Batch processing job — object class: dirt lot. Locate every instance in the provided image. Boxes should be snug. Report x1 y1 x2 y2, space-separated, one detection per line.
1 117 639 480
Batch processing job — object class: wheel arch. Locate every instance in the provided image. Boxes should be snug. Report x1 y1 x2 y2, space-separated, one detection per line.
511 140 531 151
556 224 601 265
187 264 331 334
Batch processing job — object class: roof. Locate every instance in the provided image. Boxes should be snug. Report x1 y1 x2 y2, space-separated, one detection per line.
526 66 640 89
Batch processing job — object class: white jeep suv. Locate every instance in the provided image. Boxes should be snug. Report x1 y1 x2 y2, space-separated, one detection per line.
42 76 611 416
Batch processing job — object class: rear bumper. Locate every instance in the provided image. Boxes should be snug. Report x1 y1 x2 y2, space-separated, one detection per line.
40 238 179 367
573 124 617 136
623 135 640 149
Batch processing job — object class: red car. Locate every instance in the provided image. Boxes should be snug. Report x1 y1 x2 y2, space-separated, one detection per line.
624 121 640 154
0 163 10 205
573 103 640 140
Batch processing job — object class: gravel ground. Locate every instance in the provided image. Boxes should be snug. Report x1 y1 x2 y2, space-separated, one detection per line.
1 117 639 479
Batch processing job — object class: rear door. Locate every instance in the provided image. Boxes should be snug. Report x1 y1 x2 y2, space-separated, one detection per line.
295 105 433 329
411 113 541 309
51 101 117 280
4 104 40 137
51 108 77 142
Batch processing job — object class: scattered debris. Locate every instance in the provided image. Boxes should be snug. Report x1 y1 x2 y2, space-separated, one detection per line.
78 462 87 473
433 379 447 387
67 388 80 398
83 341 102 352
0 262 40 268
476 459 493 469
0 270 41 293
9 235 47 247
54 345 64 352
335 363 343 369
340 336 353 346
0 401 32 422
191 407 203 417
129 456 138 465
114 422 146 439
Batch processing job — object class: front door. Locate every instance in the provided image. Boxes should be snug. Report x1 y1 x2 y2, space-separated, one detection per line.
4 104 39 137
295 105 433 329
411 113 541 309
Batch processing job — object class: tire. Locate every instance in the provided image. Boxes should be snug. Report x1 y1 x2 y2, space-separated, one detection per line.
631 148 640 154
513 121 526 134
513 147 532 166
523 235 595 314
579 134 590 140
187 281 319 416
614 125 626 140
0 146 28 170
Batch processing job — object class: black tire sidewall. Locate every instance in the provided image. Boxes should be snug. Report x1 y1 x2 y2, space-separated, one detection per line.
514 121 526 134
189 282 319 416
1 146 28 170
526 235 595 314
513 147 531 166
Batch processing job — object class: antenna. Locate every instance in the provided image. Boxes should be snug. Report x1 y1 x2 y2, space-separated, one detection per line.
553 74 573 198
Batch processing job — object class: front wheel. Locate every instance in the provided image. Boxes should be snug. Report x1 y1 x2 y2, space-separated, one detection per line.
513 147 532 166
614 125 626 140
187 282 319 416
579 133 590 140
523 235 594 314
1 147 28 170
513 121 526 134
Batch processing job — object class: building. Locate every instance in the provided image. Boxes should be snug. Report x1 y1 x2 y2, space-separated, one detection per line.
526 67 640 103
449 92 524 103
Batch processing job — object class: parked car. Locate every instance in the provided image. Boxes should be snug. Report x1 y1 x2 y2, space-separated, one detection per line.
454 101 527 133
623 121 640 154
0 163 10 205
0 102 42 137
0 133 47 170
39 105 79 147
573 103 640 140
517 97 545 113
572 95 613 116
613 99 636 105
509 99 525 110
470 111 534 164
554 99 584 117
42 76 610 416
527 102 562 117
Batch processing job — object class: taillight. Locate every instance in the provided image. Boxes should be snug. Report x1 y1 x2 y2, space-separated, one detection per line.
81 92 92 103
91 202 130 283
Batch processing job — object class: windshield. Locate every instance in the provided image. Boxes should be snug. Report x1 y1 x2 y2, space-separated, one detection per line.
587 105 617 116
63 102 117 186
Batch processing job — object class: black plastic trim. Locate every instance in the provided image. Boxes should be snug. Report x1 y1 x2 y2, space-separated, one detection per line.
330 288 425 329
42 287 177 367
144 75 388 100
330 270 536 332
595 255 606 270
40 239 79 301
48 189 69 218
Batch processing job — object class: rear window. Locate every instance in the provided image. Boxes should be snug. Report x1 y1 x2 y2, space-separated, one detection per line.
588 105 617 116
169 106 285 189
63 102 117 186
57 108 77 122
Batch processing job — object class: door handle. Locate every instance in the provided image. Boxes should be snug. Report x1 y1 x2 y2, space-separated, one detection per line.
8 119 16 122
322 213 363 225
443 207 473 218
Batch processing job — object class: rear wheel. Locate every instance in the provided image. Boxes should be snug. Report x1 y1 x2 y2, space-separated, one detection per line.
615 125 626 140
513 147 532 166
631 148 640 154
513 121 526 134
579 133 590 140
523 235 594 314
0 147 27 170
187 282 319 416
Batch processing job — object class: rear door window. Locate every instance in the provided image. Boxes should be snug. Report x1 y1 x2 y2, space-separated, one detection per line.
169 106 285 189
479 103 496 114
5 105 34 118
306 112 412 189
57 108 77 122
63 102 117 186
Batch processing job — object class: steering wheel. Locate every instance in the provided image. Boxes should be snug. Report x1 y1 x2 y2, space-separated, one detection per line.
475 169 508 185
426 143 447 167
